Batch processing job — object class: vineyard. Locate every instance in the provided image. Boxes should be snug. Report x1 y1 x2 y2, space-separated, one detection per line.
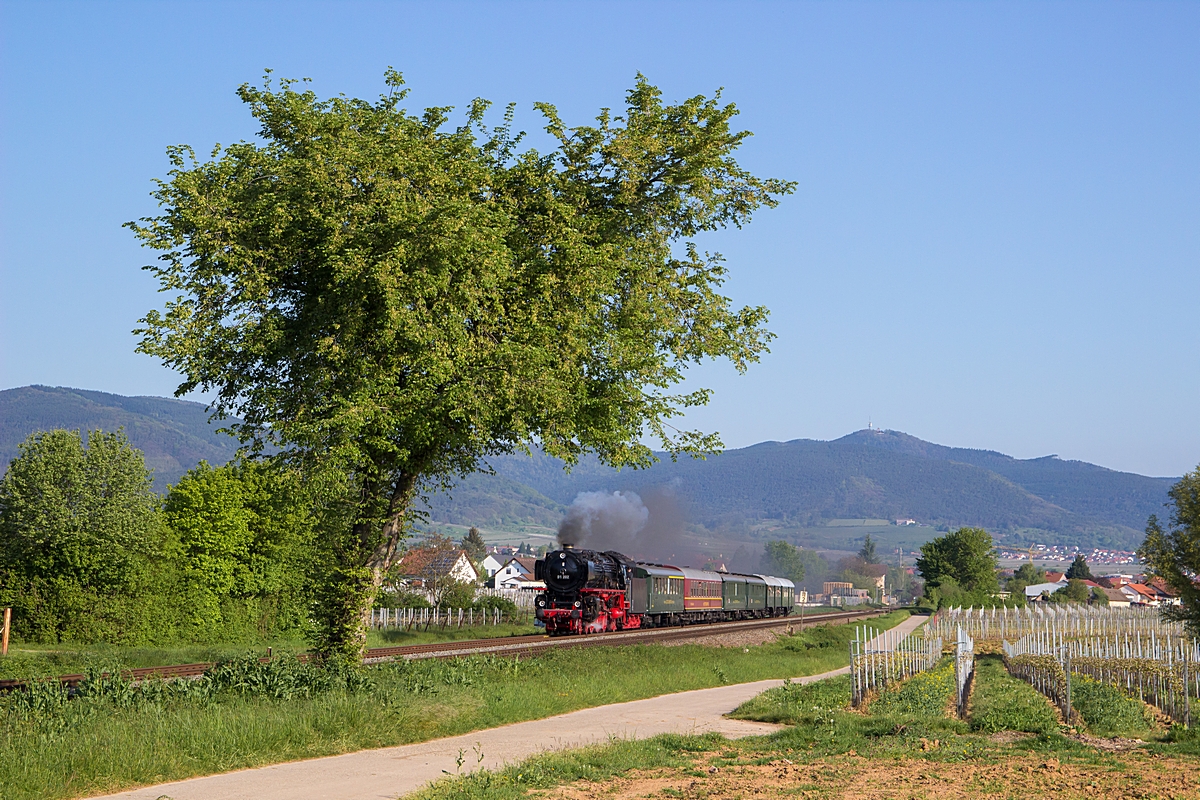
932 605 1198 728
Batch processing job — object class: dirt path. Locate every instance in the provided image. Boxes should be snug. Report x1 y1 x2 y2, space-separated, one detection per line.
95 614 927 800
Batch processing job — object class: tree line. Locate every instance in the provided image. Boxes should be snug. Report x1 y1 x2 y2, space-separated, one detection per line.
0 429 313 644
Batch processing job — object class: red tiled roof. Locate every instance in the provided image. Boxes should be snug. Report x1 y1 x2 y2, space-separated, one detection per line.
398 548 467 577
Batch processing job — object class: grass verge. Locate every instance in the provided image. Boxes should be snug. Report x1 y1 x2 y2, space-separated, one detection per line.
0 611 909 800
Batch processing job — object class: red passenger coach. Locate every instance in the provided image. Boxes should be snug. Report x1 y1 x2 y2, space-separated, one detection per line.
681 568 724 611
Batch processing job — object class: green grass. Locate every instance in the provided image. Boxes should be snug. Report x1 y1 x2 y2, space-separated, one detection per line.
0 623 539 681
0 611 910 800
969 655 1060 735
728 674 851 726
1070 674 1156 737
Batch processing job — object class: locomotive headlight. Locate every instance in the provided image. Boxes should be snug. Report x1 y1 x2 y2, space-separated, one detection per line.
537 598 546 607
574 600 582 608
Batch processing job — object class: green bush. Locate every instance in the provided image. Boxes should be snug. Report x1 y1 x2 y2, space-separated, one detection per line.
473 595 518 615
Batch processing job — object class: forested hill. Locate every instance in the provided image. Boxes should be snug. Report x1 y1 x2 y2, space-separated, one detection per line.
0 386 1176 548
0 386 239 489
452 431 1176 550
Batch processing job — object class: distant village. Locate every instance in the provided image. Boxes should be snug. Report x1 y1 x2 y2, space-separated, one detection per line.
996 543 1141 566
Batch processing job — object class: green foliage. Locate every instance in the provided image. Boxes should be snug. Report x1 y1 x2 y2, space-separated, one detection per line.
858 533 878 564
472 595 518 615
1139 465 1200 635
461 526 487 565
916 527 999 594
0 429 173 643
1064 554 1092 580
0 429 162 592
1069 674 1155 737
1049 578 1090 604
758 540 805 584
871 658 956 717
163 460 313 633
1006 562 1046 599
130 71 791 662
969 656 1059 735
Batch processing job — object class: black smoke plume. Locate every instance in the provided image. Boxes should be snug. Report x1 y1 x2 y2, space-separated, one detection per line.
557 487 689 563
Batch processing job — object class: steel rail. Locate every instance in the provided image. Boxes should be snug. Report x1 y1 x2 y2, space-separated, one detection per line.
0 607 890 692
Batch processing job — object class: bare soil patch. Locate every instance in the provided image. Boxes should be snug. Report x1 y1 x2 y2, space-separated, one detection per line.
547 751 1200 799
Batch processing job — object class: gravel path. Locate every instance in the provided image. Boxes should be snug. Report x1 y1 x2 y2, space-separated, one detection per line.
95 614 927 800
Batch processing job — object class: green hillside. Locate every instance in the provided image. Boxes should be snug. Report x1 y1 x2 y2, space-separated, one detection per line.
0 386 239 489
441 432 1175 550
0 386 1175 549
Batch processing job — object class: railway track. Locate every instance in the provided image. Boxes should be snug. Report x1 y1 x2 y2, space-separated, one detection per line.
0 607 890 692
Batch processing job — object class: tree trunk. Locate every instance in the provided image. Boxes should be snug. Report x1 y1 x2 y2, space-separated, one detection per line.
312 472 418 665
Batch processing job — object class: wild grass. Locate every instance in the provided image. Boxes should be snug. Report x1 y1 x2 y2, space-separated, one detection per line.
0 623 538 681
0 611 910 800
728 674 851 726
969 655 1060 735
1070 674 1157 737
869 657 956 717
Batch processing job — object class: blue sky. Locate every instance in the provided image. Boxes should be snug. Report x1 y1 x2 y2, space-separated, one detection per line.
1 1 1196 477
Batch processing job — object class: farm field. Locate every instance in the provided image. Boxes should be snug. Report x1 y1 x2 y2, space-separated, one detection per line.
413 651 1200 799
0 612 910 800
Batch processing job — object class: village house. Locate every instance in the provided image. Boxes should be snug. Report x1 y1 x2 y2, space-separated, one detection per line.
480 553 506 579
493 556 538 589
1024 580 1068 601
396 547 478 587
1099 587 1132 607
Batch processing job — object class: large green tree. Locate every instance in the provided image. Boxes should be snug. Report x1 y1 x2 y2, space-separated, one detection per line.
759 540 806 585
1139 466 1200 634
915 527 999 594
131 71 792 661
1065 554 1092 580
0 429 164 640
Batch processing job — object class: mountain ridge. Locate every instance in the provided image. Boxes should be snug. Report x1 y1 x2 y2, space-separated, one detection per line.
0 385 1176 549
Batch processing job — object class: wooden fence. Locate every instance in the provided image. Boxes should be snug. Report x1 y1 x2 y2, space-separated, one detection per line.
369 606 533 631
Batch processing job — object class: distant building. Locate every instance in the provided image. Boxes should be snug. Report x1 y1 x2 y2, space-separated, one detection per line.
1099 587 1131 607
397 548 478 586
894 518 917 526
494 556 538 589
823 581 856 597
481 554 505 578
1024 580 1068 601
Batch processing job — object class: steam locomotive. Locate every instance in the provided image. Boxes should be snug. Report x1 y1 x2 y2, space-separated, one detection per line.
533 544 796 636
